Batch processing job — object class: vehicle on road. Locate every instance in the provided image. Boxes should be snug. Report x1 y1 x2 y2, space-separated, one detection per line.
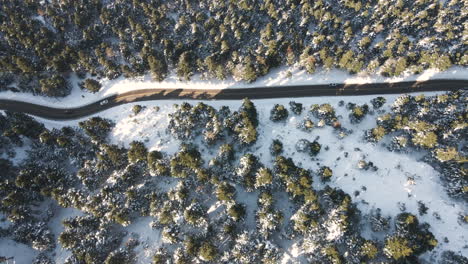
100 99 109 106
64 109 73 114
329 83 339 87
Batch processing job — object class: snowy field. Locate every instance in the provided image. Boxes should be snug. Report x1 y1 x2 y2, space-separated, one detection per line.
0 66 467 108
3 92 462 263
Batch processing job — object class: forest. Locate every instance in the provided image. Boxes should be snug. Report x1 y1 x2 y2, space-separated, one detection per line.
0 91 467 263
0 0 466 96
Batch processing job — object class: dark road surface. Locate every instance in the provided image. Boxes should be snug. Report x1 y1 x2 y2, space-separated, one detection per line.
0 79 466 120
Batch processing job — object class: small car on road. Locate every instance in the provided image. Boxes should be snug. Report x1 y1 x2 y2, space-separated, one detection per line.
100 99 109 106
329 83 339 87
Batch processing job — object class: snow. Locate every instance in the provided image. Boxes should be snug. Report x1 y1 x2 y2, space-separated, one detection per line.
125 217 163 264
2 70 467 262
24 91 465 262
48 207 83 263
0 239 38 264
8 139 31 166
0 66 467 109
111 105 179 153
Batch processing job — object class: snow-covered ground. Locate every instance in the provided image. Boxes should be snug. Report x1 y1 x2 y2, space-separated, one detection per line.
18 92 465 263
0 238 37 264
1 66 467 262
0 66 467 108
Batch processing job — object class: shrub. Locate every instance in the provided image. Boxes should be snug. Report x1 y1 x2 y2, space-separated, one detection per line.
228 203 246 221
132 105 143 115
216 182 236 202
39 75 70 97
319 166 333 182
384 236 413 260
82 79 101 93
270 104 289 122
255 167 273 188
289 101 303 115
128 141 148 163
270 139 283 156
199 241 218 262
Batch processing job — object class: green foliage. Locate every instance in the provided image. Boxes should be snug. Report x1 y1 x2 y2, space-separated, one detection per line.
270 104 289 122
230 98 259 145
170 144 202 178
270 139 283 156
79 117 114 142
104 250 133 264
289 101 303 115
39 75 70 97
216 182 236 202
384 236 413 260
101 144 128 168
255 167 273 188
371 126 386 141
228 203 246 221
148 55 168 81
310 141 322 156
242 57 258 83
128 141 148 163
184 203 205 225
152 250 169 264
412 131 438 149
198 241 218 262
319 166 333 182
147 150 164 171
360 241 378 260
322 245 343 264
177 52 193 80
132 105 143 115
82 79 101 93
434 147 461 162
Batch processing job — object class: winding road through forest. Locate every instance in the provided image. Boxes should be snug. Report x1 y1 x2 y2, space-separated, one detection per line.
0 79 466 120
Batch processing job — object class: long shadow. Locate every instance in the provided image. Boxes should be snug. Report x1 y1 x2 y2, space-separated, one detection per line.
0 79 466 120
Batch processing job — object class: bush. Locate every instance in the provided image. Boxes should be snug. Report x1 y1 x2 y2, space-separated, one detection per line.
152 249 169 264
170 144 202 178
228 203 246 221
270 139 283 156
289 101 303 115
79 117 114 142
128 141 148 163
148 55 168 81
199 241 218 262
296 139 321 157
104 250 133 264
132 105 143 115
384 236 413 260
319 166 333 182
147 150 163 170
216 182 236 202
270 104 289 122
82 79 101 93
255 167 273 188
371 97 386 109
39 75 70 97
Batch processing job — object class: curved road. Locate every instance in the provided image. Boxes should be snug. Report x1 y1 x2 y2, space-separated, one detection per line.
0 79 466 120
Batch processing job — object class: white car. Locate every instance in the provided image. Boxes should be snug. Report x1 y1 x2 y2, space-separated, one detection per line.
329 83 339 87
100 99 109 106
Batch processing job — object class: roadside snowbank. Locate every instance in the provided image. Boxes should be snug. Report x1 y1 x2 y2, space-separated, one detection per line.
0 66 466 108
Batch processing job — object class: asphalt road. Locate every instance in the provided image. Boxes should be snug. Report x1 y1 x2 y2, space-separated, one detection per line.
0 79 466 120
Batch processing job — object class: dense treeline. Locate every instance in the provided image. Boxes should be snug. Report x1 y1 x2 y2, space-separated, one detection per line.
0 0 466 96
